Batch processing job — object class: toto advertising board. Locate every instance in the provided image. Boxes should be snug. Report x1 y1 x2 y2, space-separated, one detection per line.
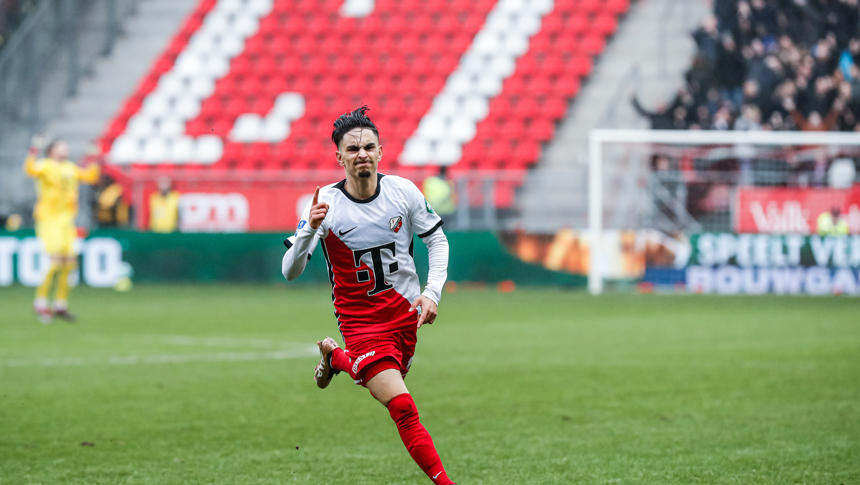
0 236 128 288
677 233 860 295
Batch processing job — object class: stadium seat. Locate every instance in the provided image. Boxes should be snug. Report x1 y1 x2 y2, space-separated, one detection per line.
102 0 628 210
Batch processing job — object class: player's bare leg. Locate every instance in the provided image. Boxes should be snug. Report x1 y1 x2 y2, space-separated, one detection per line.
34 256 62 324
314 337 341 388
367 369 456 485
52 256 77 322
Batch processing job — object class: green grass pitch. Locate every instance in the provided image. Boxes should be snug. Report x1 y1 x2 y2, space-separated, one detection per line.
1 285 858 484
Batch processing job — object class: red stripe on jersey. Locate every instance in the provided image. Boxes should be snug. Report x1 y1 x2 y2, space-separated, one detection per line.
320 233 415 339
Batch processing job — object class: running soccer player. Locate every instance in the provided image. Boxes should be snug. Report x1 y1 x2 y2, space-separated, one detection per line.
23 135 100 323
281 107 455 485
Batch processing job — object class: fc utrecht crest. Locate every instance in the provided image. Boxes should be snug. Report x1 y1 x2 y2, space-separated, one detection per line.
389 216 403 233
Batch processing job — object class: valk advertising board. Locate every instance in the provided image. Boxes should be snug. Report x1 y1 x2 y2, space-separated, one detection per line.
679 233 860 295
736 185 860 234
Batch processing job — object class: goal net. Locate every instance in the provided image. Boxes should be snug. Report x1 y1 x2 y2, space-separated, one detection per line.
587 129 860 296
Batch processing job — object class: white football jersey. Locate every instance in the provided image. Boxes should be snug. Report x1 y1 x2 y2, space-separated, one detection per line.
284 174 443 339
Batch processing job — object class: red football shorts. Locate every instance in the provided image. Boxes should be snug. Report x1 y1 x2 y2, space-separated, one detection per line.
343 329 417 387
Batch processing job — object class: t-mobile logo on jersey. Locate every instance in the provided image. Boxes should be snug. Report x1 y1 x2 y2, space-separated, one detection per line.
352 241 399 296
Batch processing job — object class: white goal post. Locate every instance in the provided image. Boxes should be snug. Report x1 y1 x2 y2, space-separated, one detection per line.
587 129 860 295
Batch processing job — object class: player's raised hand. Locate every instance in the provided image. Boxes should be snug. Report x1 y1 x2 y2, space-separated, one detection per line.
410 295 437 329
309 186 329 230
29 134 47 152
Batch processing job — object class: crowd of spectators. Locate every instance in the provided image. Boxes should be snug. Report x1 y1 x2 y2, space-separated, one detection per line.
633 0 860 133
0 0 37 53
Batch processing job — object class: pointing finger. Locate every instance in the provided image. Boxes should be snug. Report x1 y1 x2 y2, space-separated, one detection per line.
312 186 320 206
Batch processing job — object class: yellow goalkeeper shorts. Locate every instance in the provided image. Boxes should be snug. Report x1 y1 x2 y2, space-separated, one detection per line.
35 217 77 257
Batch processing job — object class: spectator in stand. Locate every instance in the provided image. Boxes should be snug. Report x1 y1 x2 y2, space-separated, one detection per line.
94 175 130 228
149 177 180 233
0 0 35 52
817 206 850 236
637 0 860 139
423 166 457 221
693 16 723 64
630 94 676 130
784 95 844 132
717 36 747 108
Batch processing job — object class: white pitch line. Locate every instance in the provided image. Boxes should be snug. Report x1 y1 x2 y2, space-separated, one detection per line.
2 348 317 368
133 335 311 349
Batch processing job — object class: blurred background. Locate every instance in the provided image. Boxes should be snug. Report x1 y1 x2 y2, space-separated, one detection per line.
1 0 858 295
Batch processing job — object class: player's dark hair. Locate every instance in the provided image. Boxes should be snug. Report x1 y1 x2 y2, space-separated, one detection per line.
331 106 379 147
44 139 60 158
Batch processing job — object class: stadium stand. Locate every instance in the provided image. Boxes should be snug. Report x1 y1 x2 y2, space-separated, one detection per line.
101 0 630 212
637 0 860 133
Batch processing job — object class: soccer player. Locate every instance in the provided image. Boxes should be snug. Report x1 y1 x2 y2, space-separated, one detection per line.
281 107 455 485
23 135 100 323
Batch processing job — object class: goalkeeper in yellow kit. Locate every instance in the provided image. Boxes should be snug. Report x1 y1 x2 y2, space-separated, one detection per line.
23 135 100 323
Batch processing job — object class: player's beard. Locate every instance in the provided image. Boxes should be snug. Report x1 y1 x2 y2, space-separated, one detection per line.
356 162 374 178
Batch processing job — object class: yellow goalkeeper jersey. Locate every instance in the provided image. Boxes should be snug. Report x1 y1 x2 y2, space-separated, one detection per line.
24 155 100 221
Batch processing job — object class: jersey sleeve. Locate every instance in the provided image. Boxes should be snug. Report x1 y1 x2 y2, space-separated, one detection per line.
23 155 45 178
77 163 101 184
283 199 318 253
405 179 443 238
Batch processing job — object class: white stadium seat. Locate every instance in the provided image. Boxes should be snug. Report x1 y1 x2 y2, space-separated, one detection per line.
188 76 215 99
432 95 461 118
195 135 224 163
159 117 185 137
503 34 529 56
448 117 477 143
272 92 306 120
219 0 244 14
340 0 375 18
142 138 168 163
169 136 195 162
529 0 554 15
203 55 230 78
446 73 475 96
477 73 503 97
203 10 229 33
473 32 502 55
263 117 290 142
126 114 157 138
400 139 432 165
515 12 542 35
248 0 274 16
232 15 260 38
435 141 462 165
174 96 202 119
463 96 489 121
157 73 185 98
174 53 203 77
490 55 516 77
230 114 262 142
417 115 447 141
109 136 141 164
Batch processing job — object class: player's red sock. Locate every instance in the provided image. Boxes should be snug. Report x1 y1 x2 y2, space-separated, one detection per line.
387 393 455 485
330 347 351 374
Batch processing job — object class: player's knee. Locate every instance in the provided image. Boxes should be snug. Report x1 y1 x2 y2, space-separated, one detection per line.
387 392 418 422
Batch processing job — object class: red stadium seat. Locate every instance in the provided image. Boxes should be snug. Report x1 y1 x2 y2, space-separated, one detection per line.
528 119 555 142
593 14 619 35
607 0 630 14
581 34 606 55
102 0 622 210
